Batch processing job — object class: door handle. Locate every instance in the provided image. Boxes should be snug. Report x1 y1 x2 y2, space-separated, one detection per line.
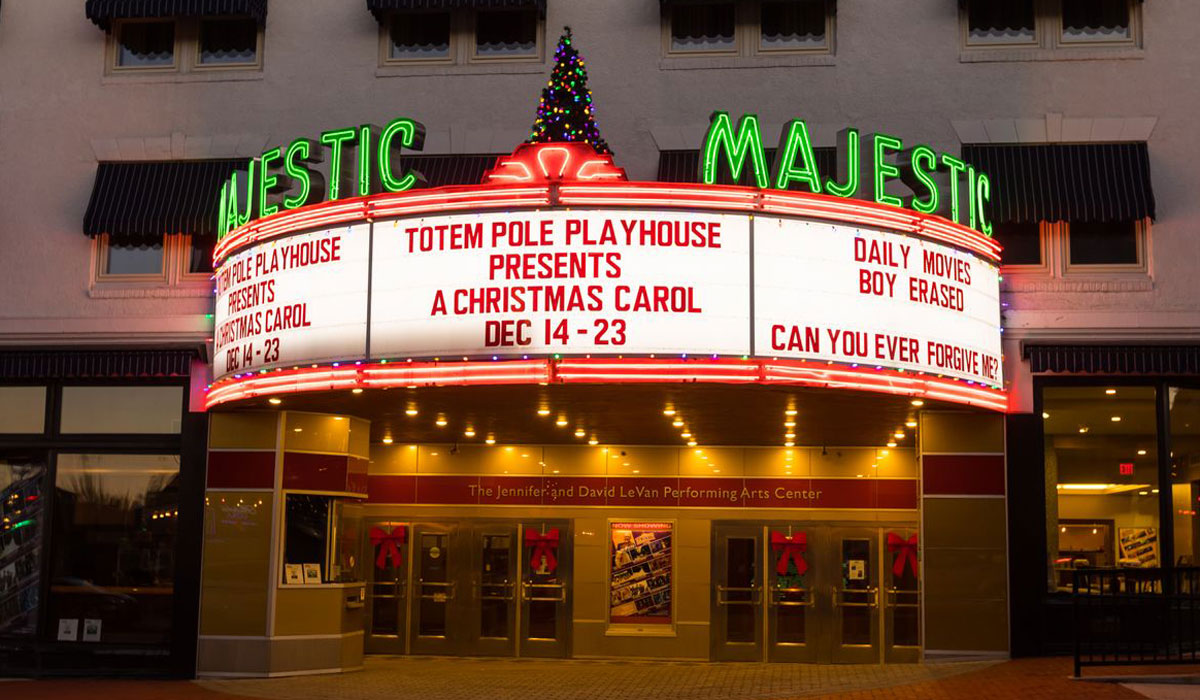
522 581 566 602
716 585 762 605
833 586 879 608
769 586 815 607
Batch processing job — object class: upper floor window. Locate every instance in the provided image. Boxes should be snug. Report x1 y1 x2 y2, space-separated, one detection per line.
109 16 262 74
1061 0 1131 43
93 234 212 288
962 0 1140 53
966 0 1036 46
994 219 1148 276
383 7 542 65
665 0 833 57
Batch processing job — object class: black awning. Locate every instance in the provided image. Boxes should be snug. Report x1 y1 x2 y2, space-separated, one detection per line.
962 143 1156 225
657 147 836 188
1025 345 1200 374
86 0 268 30
83 159 245 245
405 154 500 187
367 0 545 20
0 349 197 379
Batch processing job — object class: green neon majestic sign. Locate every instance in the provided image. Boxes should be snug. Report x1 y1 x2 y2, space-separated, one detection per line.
700 112 993 235
217 117 427 240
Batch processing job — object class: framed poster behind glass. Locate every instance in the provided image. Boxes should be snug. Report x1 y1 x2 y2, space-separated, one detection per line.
608 521 673 627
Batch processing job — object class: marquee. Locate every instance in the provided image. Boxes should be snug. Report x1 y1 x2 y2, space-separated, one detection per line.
207 141 1006 412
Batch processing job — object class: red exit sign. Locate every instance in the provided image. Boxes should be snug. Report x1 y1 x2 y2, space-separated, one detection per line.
1120 462 1134 476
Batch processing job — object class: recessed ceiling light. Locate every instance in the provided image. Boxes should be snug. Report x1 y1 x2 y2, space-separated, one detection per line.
485 437 495 445
672 419 684 427
784 441 794 447
1111 416 1122 422
351 388 363 395
537 408 551 416
911 399 924 407
588 438 598 445
887 441 897 448
785 408 798 416
1106 389 1117 395
268 397 282 405
435 417 448 427
663 408 676 416
687 440 697 447
1079 426 1089 433
293 427 302 432
555 417 569 427
785 432 795 439
405 407 418 416
681 432 692 438
905 420 917 428
1043 412 1050 419
464 428 476 438
784 421 796 427
1137 449 1147 456
381 437 394 444
574 429 586 438
894 432 905 439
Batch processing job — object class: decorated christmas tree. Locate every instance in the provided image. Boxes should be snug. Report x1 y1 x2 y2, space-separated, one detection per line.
527 27 612 155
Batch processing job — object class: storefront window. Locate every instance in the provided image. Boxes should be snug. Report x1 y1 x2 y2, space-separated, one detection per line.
59 386 182 435
283 494 362 585
1044 386 1158 593
0 387 45 434
1170 387 1200 566
48 454 180 644
0 454 44 637
609 521 672 626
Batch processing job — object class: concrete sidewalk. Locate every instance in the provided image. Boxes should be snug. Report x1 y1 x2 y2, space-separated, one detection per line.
3 657 1196 700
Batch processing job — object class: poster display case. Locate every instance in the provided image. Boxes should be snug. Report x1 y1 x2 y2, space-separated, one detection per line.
608 521 673 626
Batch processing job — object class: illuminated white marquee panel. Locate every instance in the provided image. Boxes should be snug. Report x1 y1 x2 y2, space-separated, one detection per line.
210 208 1002 388
213 224 369 379
369 210 751 359
754 217 1002 386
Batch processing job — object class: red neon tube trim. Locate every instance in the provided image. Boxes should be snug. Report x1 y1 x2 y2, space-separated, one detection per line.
205 358 1007 412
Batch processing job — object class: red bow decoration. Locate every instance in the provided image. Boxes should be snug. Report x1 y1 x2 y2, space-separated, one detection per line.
525 528 560 574
370 526 406 569
770 531 807 576
887 532 919 579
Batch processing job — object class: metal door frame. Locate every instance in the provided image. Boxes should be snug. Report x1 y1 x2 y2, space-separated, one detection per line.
710 522 765 661
465 521 520 657
518 520 573 658
882 526 922 663
764 522 821 663
363 518 411 654
827 526 882 664
408 522 461 655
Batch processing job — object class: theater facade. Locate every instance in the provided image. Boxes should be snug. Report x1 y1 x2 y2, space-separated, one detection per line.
193 117 1009 675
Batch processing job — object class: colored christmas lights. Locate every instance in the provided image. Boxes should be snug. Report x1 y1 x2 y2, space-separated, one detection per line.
527 27 612 155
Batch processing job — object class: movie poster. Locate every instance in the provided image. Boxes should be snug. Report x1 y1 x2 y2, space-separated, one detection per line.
609 522 672 625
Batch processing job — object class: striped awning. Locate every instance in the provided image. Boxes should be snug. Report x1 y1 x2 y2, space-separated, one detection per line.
83 159 244 245
86 0 268 29
658 148 836 188
962 143 1156 225
0 349 197 379
366 0 545 20
406 154 500 187
1025 345 1200 375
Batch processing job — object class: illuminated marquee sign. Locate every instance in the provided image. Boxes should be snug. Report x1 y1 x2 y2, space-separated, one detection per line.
208 133 1006 410
213 207 1000 386
701 112 993 235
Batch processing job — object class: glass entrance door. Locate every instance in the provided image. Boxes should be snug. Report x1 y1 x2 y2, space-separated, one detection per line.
409 523 459 655
883 527 920 662
466 523 518 656
364 520 409 654
766 525 819 662
711 524 763 661
519 521 572 657
829 529 881 664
